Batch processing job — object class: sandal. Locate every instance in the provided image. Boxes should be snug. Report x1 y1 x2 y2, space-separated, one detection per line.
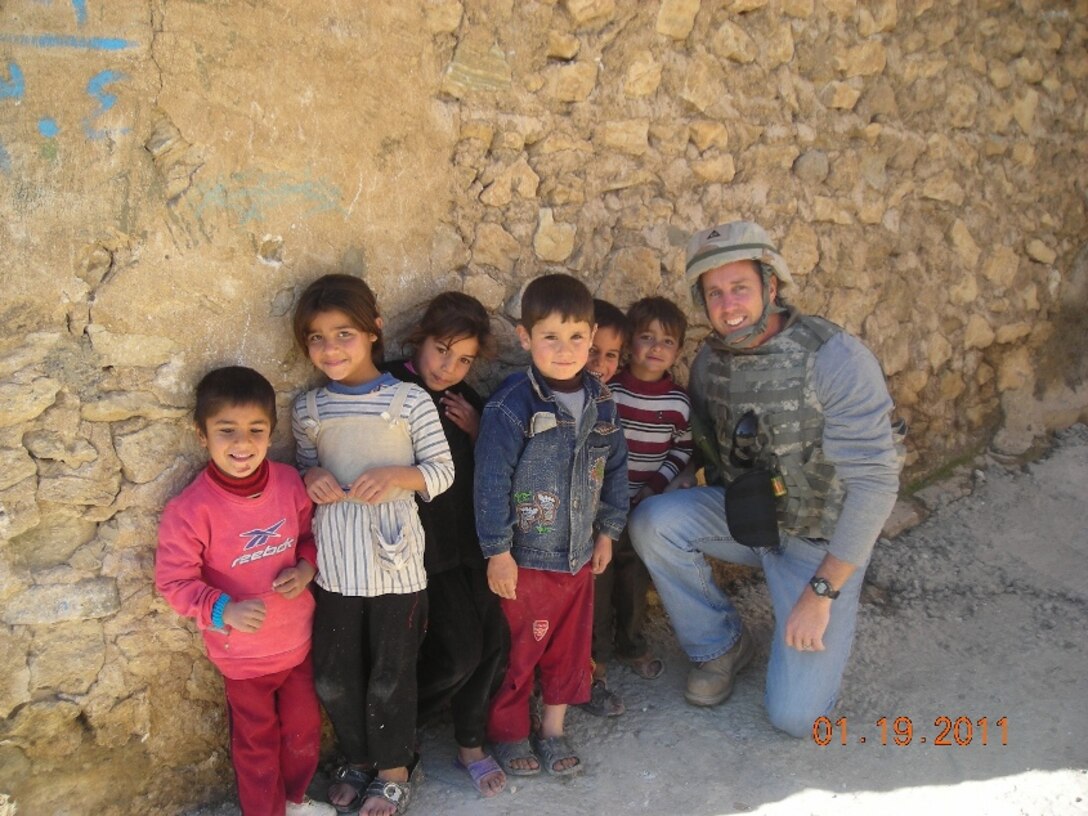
362 755 422 815
490 738 541 777
329 764 375 814
621 652 665 680
454 753 506 797
577 677 625 717
529 732 582 777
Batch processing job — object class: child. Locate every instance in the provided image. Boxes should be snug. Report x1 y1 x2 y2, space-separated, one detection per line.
586 298 628 383
381 292 509 798
156 366 333 816
475 273 628 777
291 274 454 816
606 296 693 679
582 298 631 718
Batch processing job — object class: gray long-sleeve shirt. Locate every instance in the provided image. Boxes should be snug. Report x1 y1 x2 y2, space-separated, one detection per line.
810 331 901 565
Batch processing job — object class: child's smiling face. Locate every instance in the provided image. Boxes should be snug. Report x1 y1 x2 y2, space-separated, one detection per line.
414 334 479 392
198 403 272 479
517 311 595 381
628 319 680 382
587 325 624 382
305 308 382 386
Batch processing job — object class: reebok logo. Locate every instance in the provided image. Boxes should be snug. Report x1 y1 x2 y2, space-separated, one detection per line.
240 519 285 550
230 519 295 568
231 537 296 568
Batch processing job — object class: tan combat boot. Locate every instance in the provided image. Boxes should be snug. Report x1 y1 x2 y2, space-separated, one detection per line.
684 626 754 706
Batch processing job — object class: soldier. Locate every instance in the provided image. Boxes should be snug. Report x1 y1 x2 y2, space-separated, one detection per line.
629 221 902 737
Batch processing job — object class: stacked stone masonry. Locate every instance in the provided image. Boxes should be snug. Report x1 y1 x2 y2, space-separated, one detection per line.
0 1 1086 812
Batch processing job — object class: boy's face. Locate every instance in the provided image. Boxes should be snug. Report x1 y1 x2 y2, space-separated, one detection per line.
587 325 624 382
628 319 680 382
415 334 479 392
516 312 595 381
197 403 272 479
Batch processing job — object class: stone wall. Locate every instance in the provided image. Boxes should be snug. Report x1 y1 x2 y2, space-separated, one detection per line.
0 0 1085 813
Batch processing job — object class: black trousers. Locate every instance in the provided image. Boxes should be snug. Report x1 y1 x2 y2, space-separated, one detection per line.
592 528 651 661
417 565 509 748
312 585 426 769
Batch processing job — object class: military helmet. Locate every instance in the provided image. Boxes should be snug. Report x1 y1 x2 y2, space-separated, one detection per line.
685 221 793 308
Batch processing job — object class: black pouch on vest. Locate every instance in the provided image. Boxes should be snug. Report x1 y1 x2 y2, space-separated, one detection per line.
724 469 781 550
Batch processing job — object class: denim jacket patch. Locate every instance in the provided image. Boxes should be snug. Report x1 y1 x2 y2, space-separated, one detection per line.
530 412 558 435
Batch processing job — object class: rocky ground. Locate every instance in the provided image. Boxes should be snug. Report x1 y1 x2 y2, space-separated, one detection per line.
191 425 1088 816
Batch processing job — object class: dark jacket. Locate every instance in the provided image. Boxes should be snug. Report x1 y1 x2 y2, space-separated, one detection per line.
383 359 485 575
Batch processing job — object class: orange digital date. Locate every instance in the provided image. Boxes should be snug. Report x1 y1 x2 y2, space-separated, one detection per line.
812 715 1009 746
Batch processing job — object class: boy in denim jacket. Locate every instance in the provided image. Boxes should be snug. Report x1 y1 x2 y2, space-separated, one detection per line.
474 274 628 777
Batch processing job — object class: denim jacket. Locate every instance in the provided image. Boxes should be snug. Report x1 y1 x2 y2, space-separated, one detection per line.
474 364 629 573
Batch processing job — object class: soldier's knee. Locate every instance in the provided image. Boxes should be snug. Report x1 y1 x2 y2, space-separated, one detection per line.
766 695 829 739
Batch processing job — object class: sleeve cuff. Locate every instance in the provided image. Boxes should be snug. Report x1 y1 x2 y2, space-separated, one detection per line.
210 593 231 630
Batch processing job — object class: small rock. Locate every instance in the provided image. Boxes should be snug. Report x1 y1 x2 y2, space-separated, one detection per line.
1025 239 1057 265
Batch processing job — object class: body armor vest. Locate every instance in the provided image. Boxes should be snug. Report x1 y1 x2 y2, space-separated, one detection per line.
690 314 844 541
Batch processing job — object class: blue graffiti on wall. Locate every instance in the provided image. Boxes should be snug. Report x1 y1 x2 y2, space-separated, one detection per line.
0 61 25 99
18 0 91 28
0 61 25 169
193 171 346 224
83 69 128 139
71 0 89 27
0 1 137 172
0 33 136 50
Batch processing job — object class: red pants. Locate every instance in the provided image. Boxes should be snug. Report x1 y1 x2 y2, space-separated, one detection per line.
222 655 322 816
487 566 593 743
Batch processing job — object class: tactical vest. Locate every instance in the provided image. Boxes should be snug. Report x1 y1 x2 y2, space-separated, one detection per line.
691 314 844 541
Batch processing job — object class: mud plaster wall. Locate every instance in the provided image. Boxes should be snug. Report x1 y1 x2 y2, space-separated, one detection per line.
0 1 1085 813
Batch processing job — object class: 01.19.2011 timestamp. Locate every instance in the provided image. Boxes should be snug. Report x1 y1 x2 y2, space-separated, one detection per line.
812 715 1009 747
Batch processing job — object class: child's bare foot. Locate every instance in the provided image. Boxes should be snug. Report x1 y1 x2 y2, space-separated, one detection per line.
491 739 541 776
536 702 581 775
591 659 607 682
507 754 540 773
360 766 409 816
530 731 582 775
328 764 373 811
456 745 507 797
622 651 665 679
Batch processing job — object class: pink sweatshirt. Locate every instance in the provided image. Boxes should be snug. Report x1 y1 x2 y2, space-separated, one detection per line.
156 462 318 680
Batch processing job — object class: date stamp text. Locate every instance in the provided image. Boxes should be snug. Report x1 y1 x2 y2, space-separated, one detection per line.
812 716 1009 747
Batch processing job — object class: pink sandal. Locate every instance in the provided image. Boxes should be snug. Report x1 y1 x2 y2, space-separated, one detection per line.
454 754 506 797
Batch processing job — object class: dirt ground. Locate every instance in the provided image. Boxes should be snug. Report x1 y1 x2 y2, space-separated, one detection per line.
191 424 1088 816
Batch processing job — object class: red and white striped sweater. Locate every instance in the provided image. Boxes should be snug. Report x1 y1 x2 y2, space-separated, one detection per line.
608 368 693 498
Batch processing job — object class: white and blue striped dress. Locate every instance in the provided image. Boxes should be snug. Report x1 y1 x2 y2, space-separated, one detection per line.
292 374 454 597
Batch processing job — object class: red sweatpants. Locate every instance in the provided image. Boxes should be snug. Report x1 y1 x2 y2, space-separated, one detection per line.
487 565 593 743
222 654 322 816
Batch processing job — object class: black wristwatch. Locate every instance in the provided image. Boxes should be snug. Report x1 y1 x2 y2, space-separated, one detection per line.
809 576 840 599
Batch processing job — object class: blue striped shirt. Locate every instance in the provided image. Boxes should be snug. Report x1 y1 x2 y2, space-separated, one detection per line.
292 375 454 596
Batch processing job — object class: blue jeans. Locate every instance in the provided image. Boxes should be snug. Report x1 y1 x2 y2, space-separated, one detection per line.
628 486 866 738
